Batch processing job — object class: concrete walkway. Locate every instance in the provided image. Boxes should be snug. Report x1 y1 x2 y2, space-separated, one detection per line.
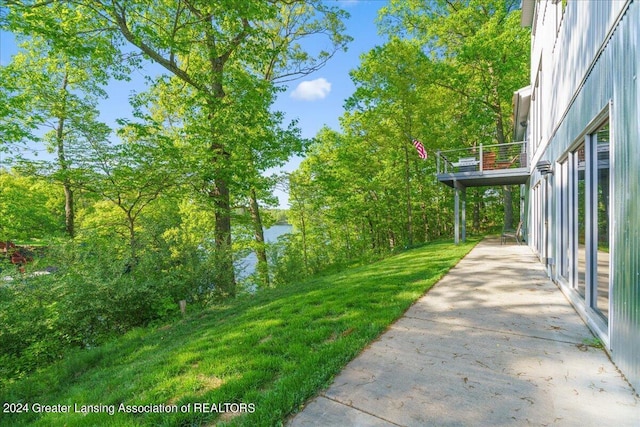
288 237 639 427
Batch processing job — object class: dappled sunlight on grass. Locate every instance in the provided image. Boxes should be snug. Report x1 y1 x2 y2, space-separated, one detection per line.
0 238 479 426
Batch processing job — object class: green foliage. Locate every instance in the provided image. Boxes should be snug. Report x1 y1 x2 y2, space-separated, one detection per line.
0 245 166 386
582 337 604 349
287 124 457 274
0 170 63 240
0 3 532 420
3 0 352 297
0 274 64 381
0 222 232 388
0 239 478 426
285 0 530 260
268 233 312 286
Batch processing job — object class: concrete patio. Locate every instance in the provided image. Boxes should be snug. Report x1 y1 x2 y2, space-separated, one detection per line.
288 237 639 426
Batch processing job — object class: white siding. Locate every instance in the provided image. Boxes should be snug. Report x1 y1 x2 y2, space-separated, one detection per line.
526 0 640 393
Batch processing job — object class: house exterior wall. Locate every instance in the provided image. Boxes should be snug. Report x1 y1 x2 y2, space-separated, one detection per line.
525 0 639 393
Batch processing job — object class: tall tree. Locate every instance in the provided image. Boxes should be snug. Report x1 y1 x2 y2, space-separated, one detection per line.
240 1 350 287
285 0 528 266
379 0 530 229
5 1 350 294
346 38 435 247
74 126 178 262
0 36 116 237
4 0 267 295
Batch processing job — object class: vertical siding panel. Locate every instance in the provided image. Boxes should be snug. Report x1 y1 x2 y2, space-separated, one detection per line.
615 0 639 392
533 0 639 392
609 1 639 393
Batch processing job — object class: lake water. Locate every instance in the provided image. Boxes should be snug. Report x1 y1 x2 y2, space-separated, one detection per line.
236 224 293 280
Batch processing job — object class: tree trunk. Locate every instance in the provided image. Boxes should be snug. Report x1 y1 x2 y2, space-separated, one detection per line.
210 177 236 297
495 101 515 230
56 71 74 238
473 188 481 232
366 216 375 250
249 187 269 287
490 69 514 231
503 186 514 230
421 200 429 242
63 185 74 237
127 213 137 264
388 230 396 249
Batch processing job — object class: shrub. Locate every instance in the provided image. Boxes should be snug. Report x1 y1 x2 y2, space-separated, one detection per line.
0 240 187 387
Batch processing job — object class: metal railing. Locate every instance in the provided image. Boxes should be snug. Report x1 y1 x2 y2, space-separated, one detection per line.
437 141 528 175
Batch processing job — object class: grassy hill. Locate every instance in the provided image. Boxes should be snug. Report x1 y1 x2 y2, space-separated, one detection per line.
0 239 478 426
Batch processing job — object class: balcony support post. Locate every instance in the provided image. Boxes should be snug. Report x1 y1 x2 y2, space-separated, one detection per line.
454 180 467 244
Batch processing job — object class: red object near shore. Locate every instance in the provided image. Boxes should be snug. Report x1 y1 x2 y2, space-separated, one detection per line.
1 241 33 273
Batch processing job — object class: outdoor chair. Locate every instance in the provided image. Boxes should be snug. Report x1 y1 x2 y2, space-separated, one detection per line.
495 154 520 169
501 220 523 245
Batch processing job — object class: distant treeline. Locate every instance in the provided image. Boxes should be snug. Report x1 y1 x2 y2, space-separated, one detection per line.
267 209 290 225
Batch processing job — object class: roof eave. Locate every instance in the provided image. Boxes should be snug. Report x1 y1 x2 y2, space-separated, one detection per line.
521 0 536 27
513 86 532 142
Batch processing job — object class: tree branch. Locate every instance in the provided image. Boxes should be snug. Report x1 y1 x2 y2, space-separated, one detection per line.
102 1 208 93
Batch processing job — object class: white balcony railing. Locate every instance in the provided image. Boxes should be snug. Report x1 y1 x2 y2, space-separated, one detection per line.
436 141 528 175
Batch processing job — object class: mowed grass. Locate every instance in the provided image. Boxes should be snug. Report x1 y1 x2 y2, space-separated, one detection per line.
0 239 478 426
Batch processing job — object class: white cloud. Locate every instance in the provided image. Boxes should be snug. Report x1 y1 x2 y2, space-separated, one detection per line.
291 78 332 101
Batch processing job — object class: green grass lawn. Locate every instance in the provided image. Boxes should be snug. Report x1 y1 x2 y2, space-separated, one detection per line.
0 239 478 426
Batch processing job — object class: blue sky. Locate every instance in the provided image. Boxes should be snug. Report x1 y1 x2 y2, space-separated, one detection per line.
274 1 386 139
269 0 387 205
0 1 388 207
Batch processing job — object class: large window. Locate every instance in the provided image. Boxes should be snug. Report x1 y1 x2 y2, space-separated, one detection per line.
563 117 610 324
574 143 586 298
532 66 543 151
558 159 569 280
594 122 610 320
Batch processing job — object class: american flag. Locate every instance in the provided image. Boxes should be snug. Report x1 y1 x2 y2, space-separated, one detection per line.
412 139 427 159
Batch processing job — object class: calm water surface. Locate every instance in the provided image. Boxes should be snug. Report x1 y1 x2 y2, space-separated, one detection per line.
236 224 292 280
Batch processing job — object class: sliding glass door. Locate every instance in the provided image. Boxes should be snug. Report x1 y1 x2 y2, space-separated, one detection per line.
594 122 610 320
564 120 610 324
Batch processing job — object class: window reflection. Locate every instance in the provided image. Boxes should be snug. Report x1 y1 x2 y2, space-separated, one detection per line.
595 122 610 320
575 144 586 298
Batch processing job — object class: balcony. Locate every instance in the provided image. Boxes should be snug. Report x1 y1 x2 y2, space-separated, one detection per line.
436 141 530 188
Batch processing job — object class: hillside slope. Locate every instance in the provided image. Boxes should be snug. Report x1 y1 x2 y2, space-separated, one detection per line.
0 239 478 426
